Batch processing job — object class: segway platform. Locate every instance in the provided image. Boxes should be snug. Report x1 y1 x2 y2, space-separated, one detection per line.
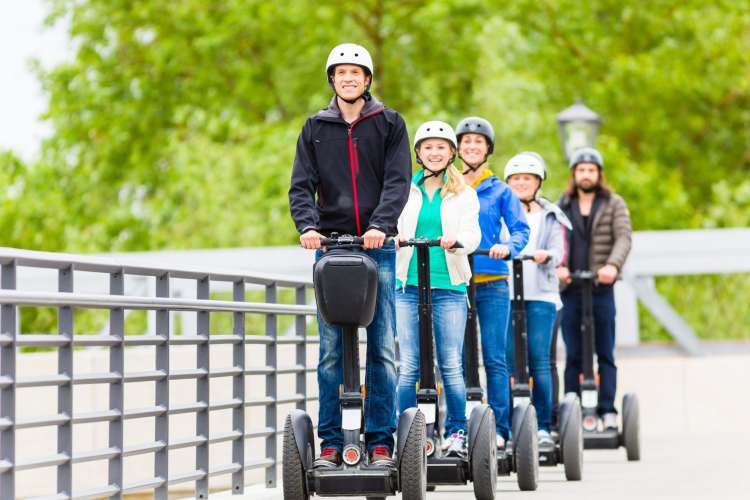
311 466 398 496
426 456 468 484
583 429 620 449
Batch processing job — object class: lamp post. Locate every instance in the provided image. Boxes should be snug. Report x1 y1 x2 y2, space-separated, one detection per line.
556 100 602 161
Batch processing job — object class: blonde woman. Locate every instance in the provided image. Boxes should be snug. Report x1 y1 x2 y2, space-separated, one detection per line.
395 121 480 458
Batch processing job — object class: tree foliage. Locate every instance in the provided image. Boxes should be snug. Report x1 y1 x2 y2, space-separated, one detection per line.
3 0 748 252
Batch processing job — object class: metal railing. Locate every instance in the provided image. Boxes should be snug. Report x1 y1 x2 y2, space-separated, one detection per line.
0 247 322 499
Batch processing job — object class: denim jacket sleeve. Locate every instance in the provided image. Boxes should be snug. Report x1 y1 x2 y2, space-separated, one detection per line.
500 186 530 257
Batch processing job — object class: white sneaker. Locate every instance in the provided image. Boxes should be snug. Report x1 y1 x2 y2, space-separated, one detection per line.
602 412 618 430
538 430 555 450
445 430 468 458
495 433 506 450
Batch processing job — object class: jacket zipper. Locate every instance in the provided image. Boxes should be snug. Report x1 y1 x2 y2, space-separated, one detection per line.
346 109 384 235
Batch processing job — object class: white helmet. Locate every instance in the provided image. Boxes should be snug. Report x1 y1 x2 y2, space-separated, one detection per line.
504 151 547 181
414 121 458 150
325 43 374 78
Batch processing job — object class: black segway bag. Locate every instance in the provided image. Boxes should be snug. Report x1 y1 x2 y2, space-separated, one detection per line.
313 249 378 327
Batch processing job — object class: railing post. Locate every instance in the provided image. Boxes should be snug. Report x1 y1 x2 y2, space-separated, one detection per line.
295 286 307 411
196 277 210 499
57 266 74 497
154 273 170 500
0 261 17 499
232 280 246 494
109 269 125 499
265 283 278 488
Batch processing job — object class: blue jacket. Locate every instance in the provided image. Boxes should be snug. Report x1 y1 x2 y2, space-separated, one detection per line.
473 175 530 276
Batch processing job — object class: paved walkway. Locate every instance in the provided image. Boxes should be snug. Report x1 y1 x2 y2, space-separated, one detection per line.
211 348 750 500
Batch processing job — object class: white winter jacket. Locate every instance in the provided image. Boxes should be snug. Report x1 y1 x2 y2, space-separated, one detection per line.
396 181 481 287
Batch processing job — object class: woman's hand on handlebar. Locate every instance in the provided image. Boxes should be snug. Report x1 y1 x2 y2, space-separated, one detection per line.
439 236 457 252
533 250 550 264
362 228 386 249
557 266 572 284
488 244 510 260
300 230 324 250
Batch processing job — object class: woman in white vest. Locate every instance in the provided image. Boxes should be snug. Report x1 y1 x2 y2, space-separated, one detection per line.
395 121 481 458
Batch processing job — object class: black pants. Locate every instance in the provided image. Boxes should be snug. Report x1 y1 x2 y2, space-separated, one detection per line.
560 287 618 415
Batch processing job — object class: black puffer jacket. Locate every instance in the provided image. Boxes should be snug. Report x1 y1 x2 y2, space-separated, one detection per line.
288 97 411 236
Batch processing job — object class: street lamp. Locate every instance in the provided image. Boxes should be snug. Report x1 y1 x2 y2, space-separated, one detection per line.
556 99 602 161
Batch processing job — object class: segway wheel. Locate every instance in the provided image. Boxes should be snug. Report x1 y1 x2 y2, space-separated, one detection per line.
514 405 539 491
559 394 583 481
283 414 309 500
400 410 427 500
622 393 641 461
471 407 497 500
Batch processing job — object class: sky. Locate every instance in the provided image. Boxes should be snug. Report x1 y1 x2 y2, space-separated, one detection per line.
0 0 70 161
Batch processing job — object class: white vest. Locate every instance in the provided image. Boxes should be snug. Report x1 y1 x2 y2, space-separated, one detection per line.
396 182 481 286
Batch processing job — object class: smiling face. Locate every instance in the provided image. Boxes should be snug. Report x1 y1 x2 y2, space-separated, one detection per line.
573 162 601 193
507 173 541 202
459 133 489 167
417 138 454 172
331 64 370 101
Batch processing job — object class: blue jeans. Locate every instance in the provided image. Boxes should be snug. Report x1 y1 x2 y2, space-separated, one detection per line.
475 279 512 439
560 287 617 415
506 300 557 432
316 242 398 452
397 286 468 436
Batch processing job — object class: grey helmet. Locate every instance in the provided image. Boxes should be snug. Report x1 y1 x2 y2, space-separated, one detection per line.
455 116 495 153
568 147 604 169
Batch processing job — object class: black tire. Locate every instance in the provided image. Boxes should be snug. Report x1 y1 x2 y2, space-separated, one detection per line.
283 414 309 500
400 410 427 500
560 395 583 481
622 393 641 461
471 408 497 500
514 405 539 491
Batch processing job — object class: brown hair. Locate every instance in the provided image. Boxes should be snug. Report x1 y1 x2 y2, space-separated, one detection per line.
564 167 611 198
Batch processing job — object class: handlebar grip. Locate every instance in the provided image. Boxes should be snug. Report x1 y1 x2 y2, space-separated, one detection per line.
400 238 463 249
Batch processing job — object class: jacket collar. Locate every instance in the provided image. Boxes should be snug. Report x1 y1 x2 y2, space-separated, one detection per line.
316 95 385 121
473 170 500 193
538 197 572 229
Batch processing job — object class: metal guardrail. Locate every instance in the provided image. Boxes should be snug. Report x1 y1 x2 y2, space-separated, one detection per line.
0 248 324 499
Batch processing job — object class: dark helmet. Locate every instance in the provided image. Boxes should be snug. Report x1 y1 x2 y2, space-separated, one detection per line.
455 117 495 154
568 147 604 169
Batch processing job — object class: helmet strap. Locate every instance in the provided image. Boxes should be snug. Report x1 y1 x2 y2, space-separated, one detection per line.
460 154 488 174
418 167 448 185
328 72 372 104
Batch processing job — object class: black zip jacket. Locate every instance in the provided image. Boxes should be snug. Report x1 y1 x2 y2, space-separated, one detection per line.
288 96 411 236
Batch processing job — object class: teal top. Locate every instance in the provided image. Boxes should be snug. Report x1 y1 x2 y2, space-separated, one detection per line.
398 171 467 292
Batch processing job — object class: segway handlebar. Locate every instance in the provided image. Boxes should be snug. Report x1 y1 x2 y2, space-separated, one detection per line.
399 238 463 249
471 249 549 263
569 270 597 281
319 234 394 247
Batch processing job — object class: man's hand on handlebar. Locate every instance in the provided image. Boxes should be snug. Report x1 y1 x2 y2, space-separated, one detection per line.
362 228 386 249
557 266 572 284
597 264 618 285
488 244 510 260
300 229 324 250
